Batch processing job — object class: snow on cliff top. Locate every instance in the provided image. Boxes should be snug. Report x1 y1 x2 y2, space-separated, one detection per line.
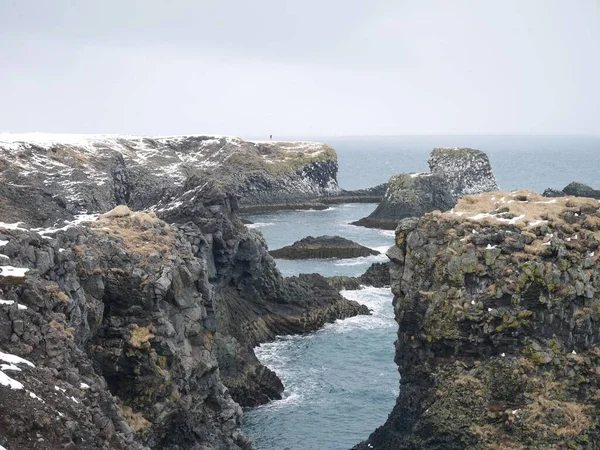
448 190 599 229
0 133 332 171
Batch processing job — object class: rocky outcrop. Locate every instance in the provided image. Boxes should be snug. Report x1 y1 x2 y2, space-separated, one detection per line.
270 236 380 259
319 183 388 204
327 262 391 291
355 191 600 449
543 181 600 199
0 210 251 450
0 134 369 449
0 134 341 227
352 148 499 229
0 200 368 449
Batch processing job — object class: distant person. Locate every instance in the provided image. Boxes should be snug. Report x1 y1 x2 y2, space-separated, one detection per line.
270 134 272 140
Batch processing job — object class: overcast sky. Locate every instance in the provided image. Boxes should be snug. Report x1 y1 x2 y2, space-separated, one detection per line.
0 0 598 137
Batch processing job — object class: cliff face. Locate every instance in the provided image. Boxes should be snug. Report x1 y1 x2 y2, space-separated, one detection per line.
0 134 340 227
0 209 250 450
353 148 498 229
0 135 364 449
356 191 600 449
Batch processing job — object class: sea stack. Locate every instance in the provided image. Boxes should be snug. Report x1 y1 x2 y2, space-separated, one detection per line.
352 148 499 229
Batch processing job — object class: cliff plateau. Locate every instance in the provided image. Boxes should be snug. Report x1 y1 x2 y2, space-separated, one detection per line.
355 190 600 449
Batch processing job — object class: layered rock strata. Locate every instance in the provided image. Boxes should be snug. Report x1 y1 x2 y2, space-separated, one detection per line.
353 148 498 229
270 236 380 259
0 134 341 227
355 190 600 449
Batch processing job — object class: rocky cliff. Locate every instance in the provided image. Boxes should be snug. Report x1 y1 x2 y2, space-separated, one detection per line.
352 148 498 229
355 191 600 449
0 134 366 449
0 134 341 227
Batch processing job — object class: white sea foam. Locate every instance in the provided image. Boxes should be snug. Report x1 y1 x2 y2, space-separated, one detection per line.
377 229 395 238
246 222 275 229
334 253 388 266
297 207 336 212
369 245 391 254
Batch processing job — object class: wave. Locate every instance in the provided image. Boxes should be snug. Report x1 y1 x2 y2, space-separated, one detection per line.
296 207 336 212
246 222 275 229
334 253 388 266
368 245 391 254
254 392 303 411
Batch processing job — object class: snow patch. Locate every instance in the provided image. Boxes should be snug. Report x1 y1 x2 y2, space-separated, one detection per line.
0 266 29 277
0 299 27 310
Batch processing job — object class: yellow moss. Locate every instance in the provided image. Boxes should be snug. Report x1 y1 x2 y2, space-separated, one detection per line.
119 404 151 433
129 325 154 348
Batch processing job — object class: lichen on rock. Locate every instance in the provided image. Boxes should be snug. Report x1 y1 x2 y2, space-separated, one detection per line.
354 190 600 449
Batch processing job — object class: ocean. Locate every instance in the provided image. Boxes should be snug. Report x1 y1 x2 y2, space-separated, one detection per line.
241 135 600 450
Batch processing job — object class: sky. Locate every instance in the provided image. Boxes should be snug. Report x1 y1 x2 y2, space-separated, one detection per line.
0 0 598 138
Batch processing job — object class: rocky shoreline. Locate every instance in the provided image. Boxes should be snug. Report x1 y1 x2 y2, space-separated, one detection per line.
4 133 599 450
0 134 370 450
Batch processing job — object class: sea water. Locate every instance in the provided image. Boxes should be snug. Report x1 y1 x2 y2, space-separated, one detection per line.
241 135 600 449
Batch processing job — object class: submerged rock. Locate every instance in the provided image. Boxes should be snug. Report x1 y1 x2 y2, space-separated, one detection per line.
354 191 600 449
270 236 380 259
352 148 499 229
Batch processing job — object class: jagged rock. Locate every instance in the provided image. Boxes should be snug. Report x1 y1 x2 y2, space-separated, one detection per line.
354 191 600 449
544 181 600 199
0 134 371 449
352 148 499 229
270 236 379 259
327 262 391 291
542 187 567 197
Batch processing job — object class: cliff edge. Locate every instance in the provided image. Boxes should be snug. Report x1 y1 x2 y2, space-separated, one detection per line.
0 134 340 227
355 190 600 449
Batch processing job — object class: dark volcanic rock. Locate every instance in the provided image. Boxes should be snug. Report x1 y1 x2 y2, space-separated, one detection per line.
352 148 499 229
354 192 600 449
0 134 371 449
327 262 391 291
542 187 567 197
563 181 600 198
270 235 380 259
543 182 600 199
0 215 250 450
0 134 341 227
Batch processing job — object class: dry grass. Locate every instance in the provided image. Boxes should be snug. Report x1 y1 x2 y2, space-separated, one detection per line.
522 395 590 438
446 190 599 229
129 325 154 348
90 206 174 260
119 404 151 433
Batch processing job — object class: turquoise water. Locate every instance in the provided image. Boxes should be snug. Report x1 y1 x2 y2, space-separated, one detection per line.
241 136 600 450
